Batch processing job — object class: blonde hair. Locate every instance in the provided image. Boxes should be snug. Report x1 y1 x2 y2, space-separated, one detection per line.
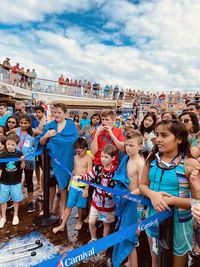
125 130 143 145
101 109 114 119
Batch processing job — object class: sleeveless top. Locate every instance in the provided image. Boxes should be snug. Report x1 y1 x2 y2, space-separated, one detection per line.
149 154 192 223
16 128 35 162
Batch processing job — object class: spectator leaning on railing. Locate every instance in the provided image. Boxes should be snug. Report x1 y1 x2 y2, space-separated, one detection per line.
29 69 37 89
11 63 20 86
1 57 11 82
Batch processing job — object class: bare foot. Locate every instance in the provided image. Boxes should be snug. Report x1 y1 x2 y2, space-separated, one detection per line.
39 210 53 216
84 216 89 223
74 221 83 231
53 225 65 234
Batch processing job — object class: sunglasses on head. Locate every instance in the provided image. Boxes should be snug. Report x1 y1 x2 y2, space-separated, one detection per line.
181 118 191 124
8 121 16 124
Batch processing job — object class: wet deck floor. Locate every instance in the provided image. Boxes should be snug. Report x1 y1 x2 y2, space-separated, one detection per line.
0 185 152 267
1 184 198 266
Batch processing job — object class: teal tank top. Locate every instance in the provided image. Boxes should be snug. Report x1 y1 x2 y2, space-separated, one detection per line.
149 154 192 223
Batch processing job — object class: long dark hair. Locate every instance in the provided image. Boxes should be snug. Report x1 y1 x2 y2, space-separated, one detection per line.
147 119 192 164
139 112 157 135
5 116 19 133
73 115 80 123
179 111 199 134
90 113 101 126
19 115 33 136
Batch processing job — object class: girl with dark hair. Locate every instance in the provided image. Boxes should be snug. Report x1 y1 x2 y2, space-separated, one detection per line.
15 115 35 213
140 120 200 267
73 114 80 131
139 112 157 158
5 116 19 135
79 113 101 148
6 115 41 213
161 111 177 121
179 111 199 147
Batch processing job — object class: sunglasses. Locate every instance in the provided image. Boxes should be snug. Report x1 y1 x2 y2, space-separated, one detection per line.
8 121 16 124
181 118 191 124
155 153 177 170
187 108 195 111
15 109 22 112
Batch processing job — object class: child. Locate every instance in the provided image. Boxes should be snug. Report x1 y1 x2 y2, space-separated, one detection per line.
0 134 25 228
53 138 93 233
15 115 36 213
91 109 124 167
112 130 145 267
74 144 117 243
139 120 200 267
35 105 46 131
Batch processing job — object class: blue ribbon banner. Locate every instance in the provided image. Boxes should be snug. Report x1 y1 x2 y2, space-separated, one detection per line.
0 152 170 266
51 155 152 207
0 151 42 163
34 210 172 267
32 155 172 267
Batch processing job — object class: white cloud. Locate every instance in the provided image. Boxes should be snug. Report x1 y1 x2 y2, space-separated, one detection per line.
0 0 200 91
0 0 106 24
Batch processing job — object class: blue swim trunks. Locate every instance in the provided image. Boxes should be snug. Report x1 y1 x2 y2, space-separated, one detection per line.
0 183 24 203
67 186 87 209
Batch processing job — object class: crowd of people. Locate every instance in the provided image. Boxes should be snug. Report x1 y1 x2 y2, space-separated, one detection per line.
1 57 200 108
0 98 200 266
0 57 37 89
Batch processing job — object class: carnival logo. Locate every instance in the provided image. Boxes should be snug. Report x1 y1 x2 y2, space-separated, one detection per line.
123 194 141 204
62 247 95 266
138 218 158 232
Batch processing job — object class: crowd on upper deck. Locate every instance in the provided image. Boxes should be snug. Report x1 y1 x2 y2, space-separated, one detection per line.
0 57 37 89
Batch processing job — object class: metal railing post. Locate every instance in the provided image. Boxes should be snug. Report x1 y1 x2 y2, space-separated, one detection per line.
158 208 174 267
33 146 59 227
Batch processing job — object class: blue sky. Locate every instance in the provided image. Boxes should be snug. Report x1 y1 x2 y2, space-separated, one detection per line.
0 0 200 91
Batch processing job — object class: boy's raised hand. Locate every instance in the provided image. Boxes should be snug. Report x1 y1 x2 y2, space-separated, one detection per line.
103 125 112 134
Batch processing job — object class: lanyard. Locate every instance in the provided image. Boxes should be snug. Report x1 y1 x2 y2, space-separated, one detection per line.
102 132 112 144
19 130 27 151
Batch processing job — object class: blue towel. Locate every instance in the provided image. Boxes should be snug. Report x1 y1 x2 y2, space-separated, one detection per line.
35 119 78 189
112 155 138 267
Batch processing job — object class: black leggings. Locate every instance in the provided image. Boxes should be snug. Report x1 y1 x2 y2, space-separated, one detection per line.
24 168 34 193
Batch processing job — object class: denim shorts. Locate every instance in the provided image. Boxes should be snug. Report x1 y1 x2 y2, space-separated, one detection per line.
0 183 24 203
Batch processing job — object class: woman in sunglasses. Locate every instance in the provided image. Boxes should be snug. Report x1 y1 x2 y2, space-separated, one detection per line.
5 116 19 135
140 120 200 267
179 111 199 147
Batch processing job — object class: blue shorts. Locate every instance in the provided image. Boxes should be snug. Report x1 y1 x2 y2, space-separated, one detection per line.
0 183 24 203
67 186 87 209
